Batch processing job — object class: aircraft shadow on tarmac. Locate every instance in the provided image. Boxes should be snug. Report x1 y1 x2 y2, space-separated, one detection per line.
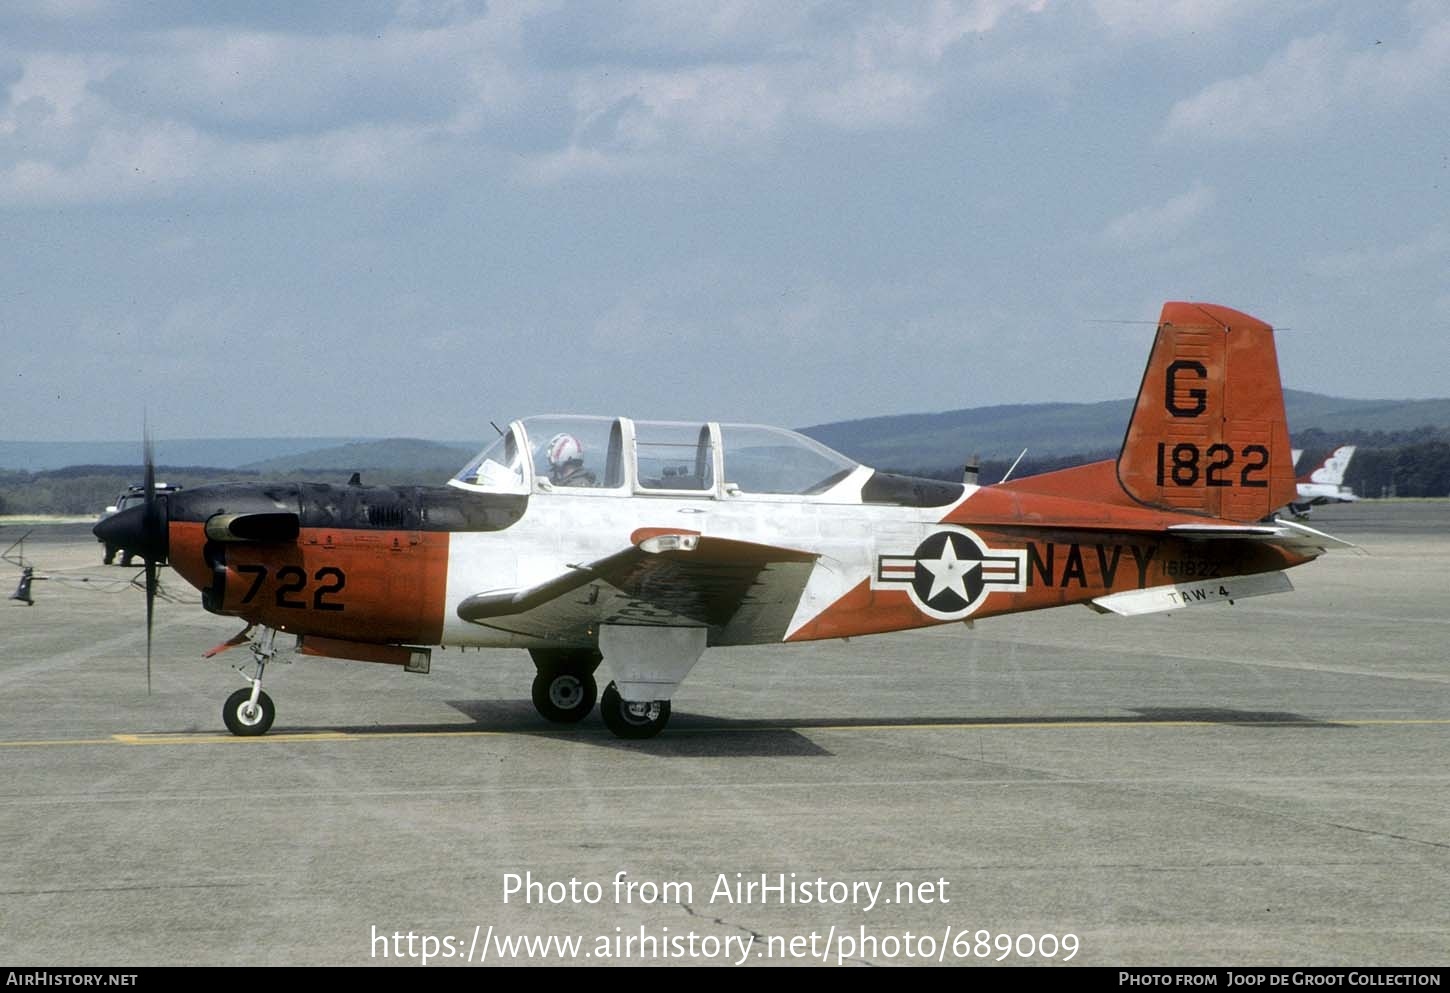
1126 706 1350 729
265 702 1349 759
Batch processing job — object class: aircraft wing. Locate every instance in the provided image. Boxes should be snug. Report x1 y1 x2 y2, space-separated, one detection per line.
457 532 819 646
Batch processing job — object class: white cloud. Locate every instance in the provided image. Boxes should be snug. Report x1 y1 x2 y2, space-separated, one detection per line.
0 0 1063 199
1306 227 1450 278
522 0 1050 181
0 5 538 205
522 144 635 186
100 17 527 134
1102 183 1215 246
803 69 933 130
1162 33 1339 141
8 0 114 19
1091 0 1280 38
562 0 818 55
847 0 1045 65
519 63 790 182
1341 13 1450 106
2 52 112 129
0 112 448 206
1163 14 1450 142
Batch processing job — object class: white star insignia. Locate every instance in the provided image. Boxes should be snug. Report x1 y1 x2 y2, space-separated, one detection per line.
919 537 980 602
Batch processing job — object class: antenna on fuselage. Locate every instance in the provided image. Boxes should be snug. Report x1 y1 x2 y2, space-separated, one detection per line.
999 448 1028 484
489 421 504 437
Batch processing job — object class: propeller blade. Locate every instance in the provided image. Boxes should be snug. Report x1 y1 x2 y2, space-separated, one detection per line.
145 557 155 695
143 427 155 511
90 424 171 696
142 427 157 696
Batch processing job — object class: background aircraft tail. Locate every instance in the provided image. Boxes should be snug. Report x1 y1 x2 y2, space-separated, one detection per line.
1302 445 1356 485
1116 302 1298 522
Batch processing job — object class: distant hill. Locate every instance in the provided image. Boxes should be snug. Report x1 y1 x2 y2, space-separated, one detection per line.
799 389 1450 470
1276 391 1450 434
4 389 1449 475
241 438 475 474
801 399 1132 467
0 437 367 472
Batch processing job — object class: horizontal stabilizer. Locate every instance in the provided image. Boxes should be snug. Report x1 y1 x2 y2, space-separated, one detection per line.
1089 570 1293 616
1270 516 1359 551
1167 518 1354 556
1167 523 1281 537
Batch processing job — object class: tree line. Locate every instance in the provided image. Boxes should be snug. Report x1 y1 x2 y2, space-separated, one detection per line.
0 466 437 516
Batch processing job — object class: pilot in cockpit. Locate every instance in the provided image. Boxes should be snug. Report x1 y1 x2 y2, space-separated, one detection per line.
546 433 597 487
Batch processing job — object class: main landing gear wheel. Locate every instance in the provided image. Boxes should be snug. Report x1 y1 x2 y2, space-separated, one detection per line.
531 669 598 724
599 681 670 740
223 687 275 737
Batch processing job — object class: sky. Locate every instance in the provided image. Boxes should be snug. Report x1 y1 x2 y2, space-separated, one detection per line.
2 0 1447 443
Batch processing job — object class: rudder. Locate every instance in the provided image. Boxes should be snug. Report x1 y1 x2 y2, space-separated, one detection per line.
1117 302 1298 521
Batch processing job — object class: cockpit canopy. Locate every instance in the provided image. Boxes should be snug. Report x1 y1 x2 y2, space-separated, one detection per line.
451 416 860 499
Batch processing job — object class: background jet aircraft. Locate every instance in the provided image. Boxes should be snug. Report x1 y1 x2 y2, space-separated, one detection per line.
97 302 1343 740
1288 445 1358 517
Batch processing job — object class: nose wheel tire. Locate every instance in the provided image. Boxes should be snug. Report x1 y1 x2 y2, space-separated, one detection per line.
531 670 598 724
599 681 670 740
223 688 275 737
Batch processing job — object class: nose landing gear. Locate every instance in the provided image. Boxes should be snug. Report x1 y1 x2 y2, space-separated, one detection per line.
223 686 275 736
222 627 279 737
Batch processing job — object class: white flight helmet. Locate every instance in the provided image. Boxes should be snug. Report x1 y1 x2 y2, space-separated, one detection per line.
546 433 584 469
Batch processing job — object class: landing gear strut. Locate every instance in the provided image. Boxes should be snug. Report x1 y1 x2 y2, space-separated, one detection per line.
528 648 601 723
222 627 279 737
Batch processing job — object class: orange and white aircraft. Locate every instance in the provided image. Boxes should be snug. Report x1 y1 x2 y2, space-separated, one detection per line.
96 302 1344 740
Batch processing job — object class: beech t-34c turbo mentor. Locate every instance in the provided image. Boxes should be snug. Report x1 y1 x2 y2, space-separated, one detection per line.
96 301 1345 740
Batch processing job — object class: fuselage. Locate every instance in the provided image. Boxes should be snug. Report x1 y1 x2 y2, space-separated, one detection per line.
153 460 1311 653
1294 481 1358 504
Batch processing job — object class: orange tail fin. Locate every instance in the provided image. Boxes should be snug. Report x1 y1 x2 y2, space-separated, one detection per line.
1117 302 1298 521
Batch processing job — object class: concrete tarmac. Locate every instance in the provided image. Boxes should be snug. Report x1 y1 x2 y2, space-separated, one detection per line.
1 502 1447 967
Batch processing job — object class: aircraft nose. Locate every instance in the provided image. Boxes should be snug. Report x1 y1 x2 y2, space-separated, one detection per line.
94 503 170 562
